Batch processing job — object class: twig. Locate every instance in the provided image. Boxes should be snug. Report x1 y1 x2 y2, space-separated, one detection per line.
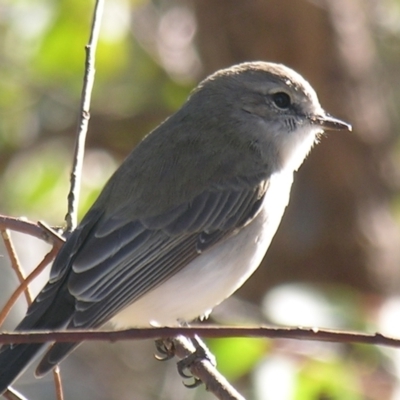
1 230 32 305
37 221 65 244
1 1 104 398
53 366 64 400
57 0 104 394
1 229 49 395
173 336 245 400
0 326 399 348
64 0 105 232
3 387 28 400
0 215 64 248
1 233 62 400
0 244 61 399
0 247 58 326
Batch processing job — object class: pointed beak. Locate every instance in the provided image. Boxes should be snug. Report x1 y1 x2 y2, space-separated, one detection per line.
310 114 352 132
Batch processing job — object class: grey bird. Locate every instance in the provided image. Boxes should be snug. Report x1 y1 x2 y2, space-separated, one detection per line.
0 61 351 393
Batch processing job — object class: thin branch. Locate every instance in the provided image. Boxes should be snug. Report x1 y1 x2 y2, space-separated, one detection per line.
53 366 64 400
0 243 61 399
0 215 64 248
1 230 32 305
2 1 104 398
64 0 105 232
55 0 104 394
0 229 57 397
3 387 28 400
173 336 245 400
0 247 58 326
0 326 399 349
37 221 65 245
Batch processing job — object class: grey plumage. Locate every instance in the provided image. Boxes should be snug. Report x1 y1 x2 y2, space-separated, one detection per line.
0 61 350 393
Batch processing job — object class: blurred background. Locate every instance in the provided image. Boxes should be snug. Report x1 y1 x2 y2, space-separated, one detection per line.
1 0 400 399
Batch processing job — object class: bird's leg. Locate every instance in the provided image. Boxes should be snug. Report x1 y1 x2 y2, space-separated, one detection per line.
154 336 203 388
175 321 217 388
154 322 217 388
175 335 204 388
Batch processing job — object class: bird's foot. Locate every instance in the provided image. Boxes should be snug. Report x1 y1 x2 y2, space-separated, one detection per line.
177 336 216 388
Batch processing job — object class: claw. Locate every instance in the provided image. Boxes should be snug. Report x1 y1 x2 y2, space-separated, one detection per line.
156 335 214 390
176 343 210 388
154 339 175 361
183 377 202 389
177 359 193 378
178 357 202 388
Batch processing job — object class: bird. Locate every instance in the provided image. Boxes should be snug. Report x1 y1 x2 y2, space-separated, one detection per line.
0 61 351 393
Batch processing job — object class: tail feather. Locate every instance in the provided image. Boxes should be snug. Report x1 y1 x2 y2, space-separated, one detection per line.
35 342 79 377
0 342 46 394
0 281 75 394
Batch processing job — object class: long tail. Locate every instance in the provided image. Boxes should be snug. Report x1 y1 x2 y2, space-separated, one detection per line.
36 342 79 377
0 281 75 394
0 342 46 394
0 340 80 394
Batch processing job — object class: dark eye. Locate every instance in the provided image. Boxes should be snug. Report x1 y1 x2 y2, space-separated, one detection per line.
272 92 291 109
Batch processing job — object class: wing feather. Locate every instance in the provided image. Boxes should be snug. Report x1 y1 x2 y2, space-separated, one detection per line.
18 181 267 337
64 182 267 328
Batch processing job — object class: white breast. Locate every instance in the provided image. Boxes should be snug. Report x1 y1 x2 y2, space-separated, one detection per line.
111 170 294 328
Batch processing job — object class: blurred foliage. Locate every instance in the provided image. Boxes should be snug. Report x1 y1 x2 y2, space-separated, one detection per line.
207 337 269 381
207 283 396 400
2 0 400 400
294 359 361 400
0 0 194 223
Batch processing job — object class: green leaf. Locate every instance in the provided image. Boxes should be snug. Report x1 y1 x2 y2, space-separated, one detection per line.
207 337 269 380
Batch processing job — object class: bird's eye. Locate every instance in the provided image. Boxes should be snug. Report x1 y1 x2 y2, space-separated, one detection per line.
272 92 291 109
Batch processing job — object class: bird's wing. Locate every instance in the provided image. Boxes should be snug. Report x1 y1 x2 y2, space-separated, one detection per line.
33 182 268 377
66 181 268 328
15 179 268 336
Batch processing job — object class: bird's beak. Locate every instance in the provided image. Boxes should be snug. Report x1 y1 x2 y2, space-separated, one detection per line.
310 113 352 132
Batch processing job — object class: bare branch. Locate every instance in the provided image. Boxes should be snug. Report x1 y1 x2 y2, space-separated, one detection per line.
1 230 32 305
0 326 399 349
53 366 64 400
65 0 105 231
0 247 58 326
37 222 65 245
3 387 28 400
173 336 246 400
0 215 64 248
0 231 56 397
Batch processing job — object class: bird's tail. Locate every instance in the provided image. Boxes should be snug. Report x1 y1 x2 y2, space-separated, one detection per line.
0 279 75 394
0 341 46 394
0 340 80 395
36 342 79 377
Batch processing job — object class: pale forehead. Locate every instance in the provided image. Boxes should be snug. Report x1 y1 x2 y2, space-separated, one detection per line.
210 61 318 99
243 62 315 94
272 65 318 99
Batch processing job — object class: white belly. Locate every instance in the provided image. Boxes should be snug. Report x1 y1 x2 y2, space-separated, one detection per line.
111 170 294 328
